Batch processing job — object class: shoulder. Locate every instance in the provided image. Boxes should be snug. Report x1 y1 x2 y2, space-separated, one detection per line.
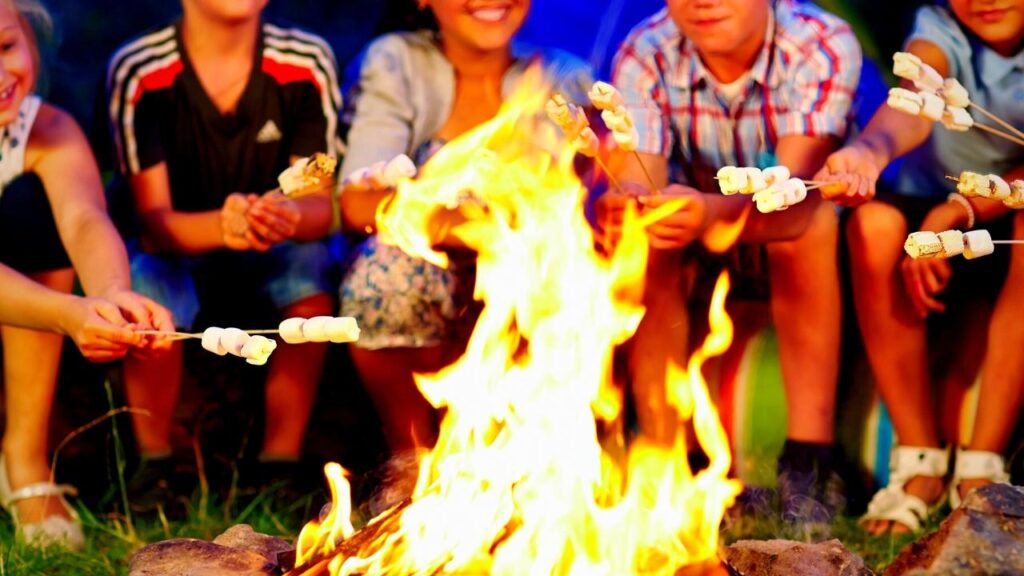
28 102 87 153
911 4 961 35
107 23 180 87
262 20 338 66
617 9 680 62
361 31 436 71
774 0 857 54
906 5 970 60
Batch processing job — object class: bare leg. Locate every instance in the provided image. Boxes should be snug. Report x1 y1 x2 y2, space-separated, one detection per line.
350 346 445 453
628 250 693 446
960 211 1024 498
1 268 74 523
846 202 943 533
123 341 183 456
261 293 333 457
766 201 840 445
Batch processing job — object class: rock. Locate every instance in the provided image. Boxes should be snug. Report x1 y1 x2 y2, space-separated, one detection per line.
885 484 1024 576
213 524 294 565
724 539 874 576
128 538 276 576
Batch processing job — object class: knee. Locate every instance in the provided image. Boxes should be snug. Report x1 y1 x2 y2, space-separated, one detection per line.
772 202 839 260
845 203 907 269
286 292 335 317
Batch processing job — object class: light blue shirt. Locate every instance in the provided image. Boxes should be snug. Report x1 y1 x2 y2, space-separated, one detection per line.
891 6 1024 198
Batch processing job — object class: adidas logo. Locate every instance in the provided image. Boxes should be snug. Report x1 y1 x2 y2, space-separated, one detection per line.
255 120 282 143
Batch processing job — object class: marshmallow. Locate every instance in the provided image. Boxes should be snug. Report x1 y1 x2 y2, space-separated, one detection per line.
918 91 945 122
741 167 767 194
783 178 808 204
278 153 336 196
301 315 333 343
601 107 634 134
545 94 573 126
942 78 970 108
277 157 309 195
887 87 924 116
988 174 1011 200
588 81 625 111
762 166 791 186
753 188 786 213
1006 180 1024 209
941 106 973 132
904 231 944 259
201 327 228 356
383 154 417 184
572 127 600 157
717 166 746 195
326 317 361 344
935 230 965 257
914 64 944 93
957 171 990 198
342 166 372 192
612 127 639 152
278 317 309 344
241 335 278 366
963 229 995 259
893 52 923 81
220 328 250 356
366 161 389 189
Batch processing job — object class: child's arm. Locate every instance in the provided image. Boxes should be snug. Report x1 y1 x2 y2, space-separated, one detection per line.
817 39 950 204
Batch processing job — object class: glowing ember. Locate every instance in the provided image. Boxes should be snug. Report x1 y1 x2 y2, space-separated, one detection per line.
295 67 742 575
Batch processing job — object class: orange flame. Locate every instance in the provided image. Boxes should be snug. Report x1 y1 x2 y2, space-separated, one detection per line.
296 67 741 575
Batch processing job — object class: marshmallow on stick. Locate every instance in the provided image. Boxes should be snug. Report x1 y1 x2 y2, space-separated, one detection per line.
278 153 337 196
342 154 417 192
905 229 994 260
279 316 361 344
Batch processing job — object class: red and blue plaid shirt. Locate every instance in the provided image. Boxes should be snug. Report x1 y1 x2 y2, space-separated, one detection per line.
612 0 861 193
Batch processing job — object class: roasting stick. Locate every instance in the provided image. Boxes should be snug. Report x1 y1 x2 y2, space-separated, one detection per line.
972 122 1024 147
586 82 661 196
970 102 1024 143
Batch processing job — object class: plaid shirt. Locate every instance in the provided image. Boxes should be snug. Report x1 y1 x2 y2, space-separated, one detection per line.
612 0 861 193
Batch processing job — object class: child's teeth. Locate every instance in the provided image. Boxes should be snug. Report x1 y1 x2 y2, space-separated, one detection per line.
474 8 506 22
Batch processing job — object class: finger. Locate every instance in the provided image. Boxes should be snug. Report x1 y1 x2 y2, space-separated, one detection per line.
921 263 947 295
901 267 930 318
247 217 288 244
94 300 131 327
245 230 274 252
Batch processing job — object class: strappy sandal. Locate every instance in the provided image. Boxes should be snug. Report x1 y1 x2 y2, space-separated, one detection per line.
860 445 950 532
0 455 84 550
950 448 1010 509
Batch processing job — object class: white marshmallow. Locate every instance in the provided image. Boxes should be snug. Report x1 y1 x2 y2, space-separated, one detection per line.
904 231 944 259
918 91 945 122
741 167 767 194
572 127 600 158
277 158 309 195
241 335 278 366
201 327 228 356
957 171 990 198
588 81 624 111
278 317 309 344
717 166 747 195
342 166 372 192
326 317 361 344
963 229 995 259
1006 180 1024 209
887 87 924 116
940 106 973 132
366 161 389 189
762 166 791 186
936 230 965 257
301 315 333 343
753 188 786 213
784 178 808 204
219 328 250 356
383 154 417 185
988 174 1011 200
942 78 971 108
893 52 923 81
914 64 944 93
601 107 634 134
612 127 638 152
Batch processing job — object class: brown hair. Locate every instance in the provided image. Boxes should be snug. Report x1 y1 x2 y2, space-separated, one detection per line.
2 0 53 91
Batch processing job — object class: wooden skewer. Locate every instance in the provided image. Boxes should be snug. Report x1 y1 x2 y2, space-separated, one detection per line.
632 150 661 196
992 240 1024 244
970 102 1024 142
974 122 1024 147
593 156 627 195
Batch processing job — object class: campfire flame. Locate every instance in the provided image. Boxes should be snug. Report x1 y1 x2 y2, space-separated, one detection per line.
296 68 742 575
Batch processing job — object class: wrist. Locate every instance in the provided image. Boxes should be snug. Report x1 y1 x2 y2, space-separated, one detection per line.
944 193 976 229
854 138 891 170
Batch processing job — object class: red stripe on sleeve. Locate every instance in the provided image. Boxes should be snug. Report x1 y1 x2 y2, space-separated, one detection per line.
262 57 322 91
131 59 183 104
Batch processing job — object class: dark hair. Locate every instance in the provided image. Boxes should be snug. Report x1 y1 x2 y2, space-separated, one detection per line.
7 0 54 92
374 0 438 35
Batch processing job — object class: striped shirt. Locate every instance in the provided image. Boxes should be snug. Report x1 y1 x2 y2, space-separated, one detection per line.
612 0 861 192
106 20 341 212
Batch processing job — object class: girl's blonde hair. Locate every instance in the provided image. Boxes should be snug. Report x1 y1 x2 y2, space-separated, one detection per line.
2 0 53 91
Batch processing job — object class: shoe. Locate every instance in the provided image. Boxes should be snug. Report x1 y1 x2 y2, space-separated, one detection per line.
950 448 1009 509
860 445 949 532
0 454 84 550
777 440 846 526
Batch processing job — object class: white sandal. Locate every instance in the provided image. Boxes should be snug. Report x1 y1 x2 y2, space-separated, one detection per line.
860 445 950 532
950 448 1010 509
0 455 84 550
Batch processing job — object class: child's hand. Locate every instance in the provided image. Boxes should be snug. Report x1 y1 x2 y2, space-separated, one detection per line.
900 255 951 317
62 297 142 363
815 143 884 206
594 190 636 249
221 193 257 251
246 191 301 247
103 289 175 353
637 184 707 250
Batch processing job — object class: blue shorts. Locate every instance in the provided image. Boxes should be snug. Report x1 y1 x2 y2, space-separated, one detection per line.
130 237 340 330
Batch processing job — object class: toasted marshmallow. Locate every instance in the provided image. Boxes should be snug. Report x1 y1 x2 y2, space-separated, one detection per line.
278 317 309 344
918 91 945 122
366 161 390 189
717 166 747 195
301 315 333 343
914 64 944 93
588 81 625 111
572 127 600 157
612 127 639 152
601 107 634 134
762 166 791 186
893 52 923 81
937 230 965 257
988 174 1011 200
342 166 372 192
545 94 573 126
887 87 924 115
383 154 417 185
963 229 994 259
942 78 970 108
326 317 361 344
219 328 250 356
277 157 310 195
940 106 973 132
783 178 808 204
753 188 786 213
957 171 990 198
1006 180 1024 209
904 231 944 259
741 167 768 194
241 335 278 366
201 327 227 356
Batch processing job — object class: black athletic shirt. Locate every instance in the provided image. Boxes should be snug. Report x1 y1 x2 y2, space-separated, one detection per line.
106 20 341 213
